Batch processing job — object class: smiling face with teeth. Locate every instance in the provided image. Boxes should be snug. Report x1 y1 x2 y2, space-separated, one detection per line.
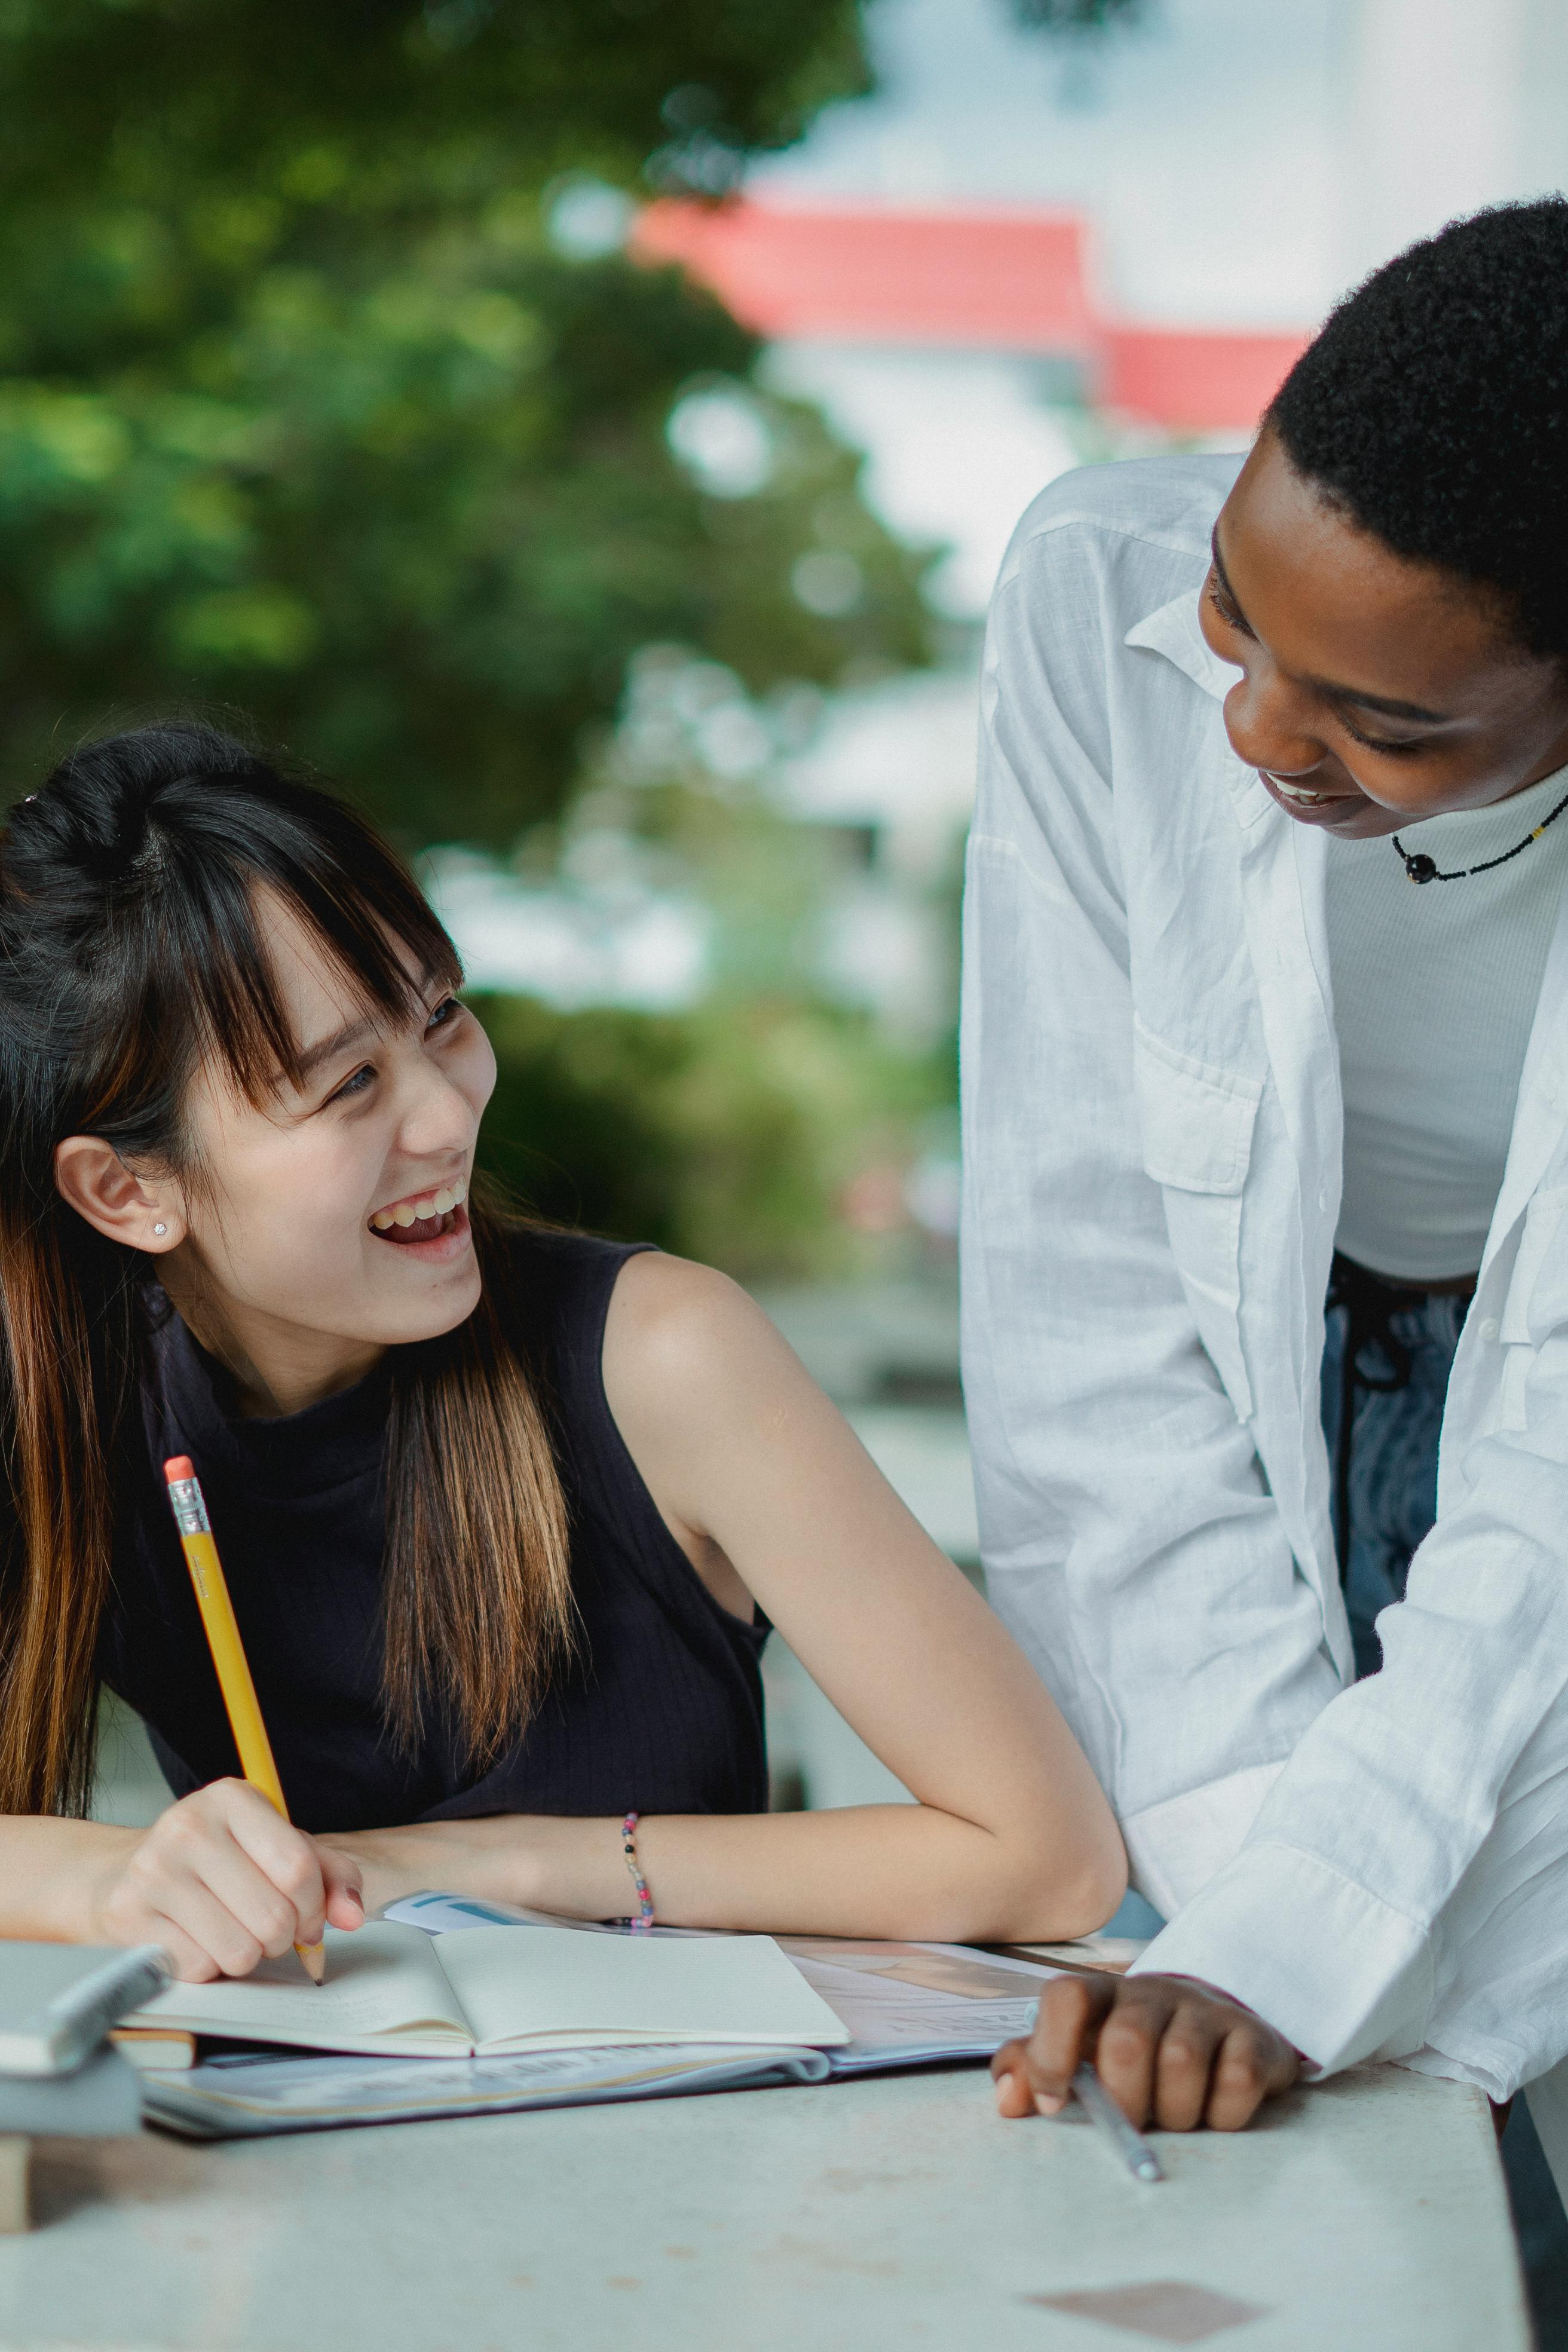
142 889 497 1417
369 1178 468 1239
1199 430 1568 840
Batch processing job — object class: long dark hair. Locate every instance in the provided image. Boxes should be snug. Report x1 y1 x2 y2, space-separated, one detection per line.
0 721 571 1816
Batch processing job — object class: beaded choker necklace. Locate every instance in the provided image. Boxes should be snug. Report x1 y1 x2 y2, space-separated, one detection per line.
1394 785 1568 885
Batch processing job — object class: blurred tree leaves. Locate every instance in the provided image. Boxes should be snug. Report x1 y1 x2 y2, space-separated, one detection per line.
0 1 936 844
0 1 873 200
474 991 944 1278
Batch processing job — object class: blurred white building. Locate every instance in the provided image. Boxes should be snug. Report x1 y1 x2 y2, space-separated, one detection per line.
629 177 1304 1031
750 0 1568 336
767 668 975 1045
448 0 1568 1031
637 194 1307 623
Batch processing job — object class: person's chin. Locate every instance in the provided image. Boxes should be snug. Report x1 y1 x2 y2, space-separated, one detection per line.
368 1232 483 1342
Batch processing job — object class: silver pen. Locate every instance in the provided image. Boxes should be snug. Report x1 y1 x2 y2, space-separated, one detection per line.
1071 2062 1164 2183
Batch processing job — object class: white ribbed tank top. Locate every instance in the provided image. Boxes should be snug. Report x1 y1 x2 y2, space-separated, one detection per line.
1327 762 1568 1282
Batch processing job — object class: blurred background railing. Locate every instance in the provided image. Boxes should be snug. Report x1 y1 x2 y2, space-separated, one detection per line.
6 0 1561 1833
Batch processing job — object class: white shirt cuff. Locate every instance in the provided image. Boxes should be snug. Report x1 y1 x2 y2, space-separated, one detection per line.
1128 1840 1434 2074
1121 1759 1286 1920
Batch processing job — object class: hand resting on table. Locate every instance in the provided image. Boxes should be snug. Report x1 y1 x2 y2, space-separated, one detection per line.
992 1970 1301 2133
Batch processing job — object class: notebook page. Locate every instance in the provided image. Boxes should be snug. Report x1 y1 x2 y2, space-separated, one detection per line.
438 1924 850 2051
131 1922 474 2056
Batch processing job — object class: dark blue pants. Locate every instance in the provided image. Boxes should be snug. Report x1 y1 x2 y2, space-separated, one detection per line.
1322 1264 1568 2339
1320 1263 1471 1680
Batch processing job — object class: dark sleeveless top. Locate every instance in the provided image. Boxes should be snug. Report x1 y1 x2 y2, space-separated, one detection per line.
96 1230 769 1833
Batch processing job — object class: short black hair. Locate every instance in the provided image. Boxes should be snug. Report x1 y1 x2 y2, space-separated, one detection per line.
1269 199 1568 662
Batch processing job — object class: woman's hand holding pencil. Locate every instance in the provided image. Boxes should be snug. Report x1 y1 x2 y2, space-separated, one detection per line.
76 1450 365 1987
81 1778 366 1985
130 1454 369 1985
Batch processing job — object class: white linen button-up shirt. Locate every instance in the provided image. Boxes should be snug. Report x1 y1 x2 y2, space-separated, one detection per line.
960 449 1568 2124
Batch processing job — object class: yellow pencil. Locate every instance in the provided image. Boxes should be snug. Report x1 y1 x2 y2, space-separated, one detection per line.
163 1455 326 1986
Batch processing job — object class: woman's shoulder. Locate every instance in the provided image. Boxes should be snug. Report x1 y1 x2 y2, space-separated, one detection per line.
488 1223 771 1441
601 1250 757 1375
996 450 1242 627
1010 449 1243 557
598 1250 790 1468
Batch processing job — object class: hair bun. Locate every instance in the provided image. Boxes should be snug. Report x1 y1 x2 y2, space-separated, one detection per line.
11 721 258 889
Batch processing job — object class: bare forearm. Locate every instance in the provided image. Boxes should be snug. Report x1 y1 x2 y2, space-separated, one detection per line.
3 1786 368 1980
332 1804 1119 1944
642 1806 1114 1941
0 1816 138 1941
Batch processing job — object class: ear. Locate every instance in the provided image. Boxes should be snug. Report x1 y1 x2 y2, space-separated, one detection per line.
53 1137 185 1256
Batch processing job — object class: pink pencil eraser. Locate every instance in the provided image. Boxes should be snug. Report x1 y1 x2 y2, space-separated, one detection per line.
164 1456 195 1484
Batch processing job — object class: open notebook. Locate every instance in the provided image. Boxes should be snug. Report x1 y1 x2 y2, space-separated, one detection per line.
143 1919 1088 2139
131 1921 848 2059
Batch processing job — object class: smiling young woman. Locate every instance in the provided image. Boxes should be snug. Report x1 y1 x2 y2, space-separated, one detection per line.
959 199 1568 2241
0 719 1126 1983
1201 398 1568 850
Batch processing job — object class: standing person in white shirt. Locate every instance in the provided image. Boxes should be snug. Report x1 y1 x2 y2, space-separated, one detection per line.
971 202 1568 2200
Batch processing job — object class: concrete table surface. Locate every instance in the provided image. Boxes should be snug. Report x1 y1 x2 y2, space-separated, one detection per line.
0 2061 1527 2351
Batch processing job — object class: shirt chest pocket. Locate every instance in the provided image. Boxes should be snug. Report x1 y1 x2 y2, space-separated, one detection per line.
1494 1184 1568 1430
1133 1016 1263 1423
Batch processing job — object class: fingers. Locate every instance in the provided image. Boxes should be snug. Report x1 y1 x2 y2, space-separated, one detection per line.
149 1867 280 1980
127 1913 227 1985
990 1973 1301 2135
1028 1973 1119 2114
173 1817 312 1964
318 1846 368 1932
219 1784 330 1947
991 1973 1117 2118
97 1781 348 1981
1094 1982 1174 2129
991 2038 1039 2118
1205 2019 1300 2132
99 1851 256 1983
223 1794 369 1939
1150 2002 1227 2133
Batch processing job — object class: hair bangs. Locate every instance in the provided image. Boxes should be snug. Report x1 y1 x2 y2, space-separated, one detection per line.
146 799 463 1111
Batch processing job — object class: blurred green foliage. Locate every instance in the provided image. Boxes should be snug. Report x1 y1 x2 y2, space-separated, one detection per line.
458 736 960 1276
0 0 871 193
474 990 945 1278
0 0 934 844
0 0 954 1278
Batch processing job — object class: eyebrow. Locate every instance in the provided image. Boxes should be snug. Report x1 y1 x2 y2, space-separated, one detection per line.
1209 528 1455 728
293 1015 377 1087
286 957 454 1090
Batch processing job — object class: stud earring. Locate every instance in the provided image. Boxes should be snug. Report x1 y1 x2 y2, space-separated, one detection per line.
152 1223 168 1238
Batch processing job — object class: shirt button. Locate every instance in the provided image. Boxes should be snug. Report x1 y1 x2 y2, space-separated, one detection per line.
1478 1316 1501 1343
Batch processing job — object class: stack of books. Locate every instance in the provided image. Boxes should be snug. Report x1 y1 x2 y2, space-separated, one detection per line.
0 1944 165 2231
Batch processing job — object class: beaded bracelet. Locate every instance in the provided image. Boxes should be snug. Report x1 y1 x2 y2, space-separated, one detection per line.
621 1811 655 1934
